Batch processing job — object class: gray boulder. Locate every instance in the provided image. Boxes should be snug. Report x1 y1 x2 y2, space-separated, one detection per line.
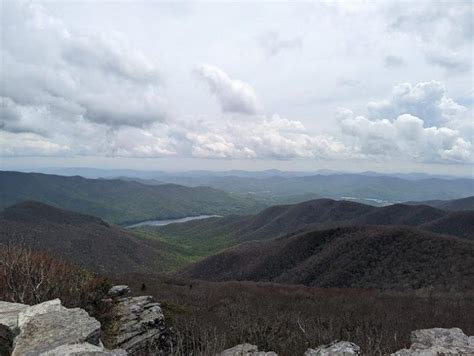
12 306 102 355
0 299 127 355
108 295 174 355
391 328 474 355
0 301 28 355
0 301 28 332
18 298 63 331
304 341 361 355
219 343 278 355
108 286 131 299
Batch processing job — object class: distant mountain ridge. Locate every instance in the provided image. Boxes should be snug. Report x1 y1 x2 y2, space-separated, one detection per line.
0 171 263 224
135 174 473 205
16 168 472 205
21 167 471 180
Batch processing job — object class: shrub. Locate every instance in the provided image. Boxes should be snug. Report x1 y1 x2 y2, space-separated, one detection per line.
0 242 111 317
122 274 474 355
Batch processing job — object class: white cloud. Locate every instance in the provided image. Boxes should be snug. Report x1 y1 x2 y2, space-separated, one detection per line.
179 115 346 160
387 2 472 75
0 97 52 135
195 64 260 115
100 126 177 158
0 2 165 130
340 113 472 163
63 33 159 84
0 132 71 157
366 81 467 126
1 2 472 172
388 2 472 48
338 81 473 164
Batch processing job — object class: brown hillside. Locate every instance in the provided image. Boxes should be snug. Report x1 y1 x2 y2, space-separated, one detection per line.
0 201 174 275
181 225 474 290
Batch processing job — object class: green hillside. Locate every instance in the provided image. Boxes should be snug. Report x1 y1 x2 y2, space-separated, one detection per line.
0 171 264 224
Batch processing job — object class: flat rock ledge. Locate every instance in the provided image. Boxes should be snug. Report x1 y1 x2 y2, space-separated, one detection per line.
0 299 125 356
106 287 175 355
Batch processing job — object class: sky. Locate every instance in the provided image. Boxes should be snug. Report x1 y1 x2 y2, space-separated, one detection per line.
1 0 473 175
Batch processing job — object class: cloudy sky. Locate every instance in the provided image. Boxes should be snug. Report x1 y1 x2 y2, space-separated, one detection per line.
1 1 473 174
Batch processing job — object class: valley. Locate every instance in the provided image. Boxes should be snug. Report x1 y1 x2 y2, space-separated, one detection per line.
1 173 473 280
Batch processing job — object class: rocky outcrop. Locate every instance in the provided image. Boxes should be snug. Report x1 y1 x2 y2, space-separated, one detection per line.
0 301 28 355
0 299 126 356
108 285 131 299
13 306 102 355
219 343 278 355
0 285 175 356
304 341 361 355
107 287 174 355
391 328 474 355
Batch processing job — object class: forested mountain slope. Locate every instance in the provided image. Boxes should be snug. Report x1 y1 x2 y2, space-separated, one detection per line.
0 171 262 224
180 225 474 289
0 201 189 274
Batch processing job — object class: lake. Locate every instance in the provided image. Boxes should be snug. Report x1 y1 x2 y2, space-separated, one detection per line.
126 215 221 228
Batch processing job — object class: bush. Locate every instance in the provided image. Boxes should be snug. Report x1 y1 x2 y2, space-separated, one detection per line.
0 243 111 317
122 274 474 355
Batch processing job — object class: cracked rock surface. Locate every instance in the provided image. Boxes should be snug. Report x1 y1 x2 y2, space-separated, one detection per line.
108 294 174 355
0 299 126 356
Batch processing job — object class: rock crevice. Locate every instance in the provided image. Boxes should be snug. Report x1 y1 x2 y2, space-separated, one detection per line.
106 288 174 355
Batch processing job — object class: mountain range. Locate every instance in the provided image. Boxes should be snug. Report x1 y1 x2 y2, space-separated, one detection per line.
119 173 474 206
2 170 471 227
150 197 474 248
180 225 474 289
0 171 262 224
1 198 472 290
25 167 471 180
135 196 474 289
1 167 473 291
